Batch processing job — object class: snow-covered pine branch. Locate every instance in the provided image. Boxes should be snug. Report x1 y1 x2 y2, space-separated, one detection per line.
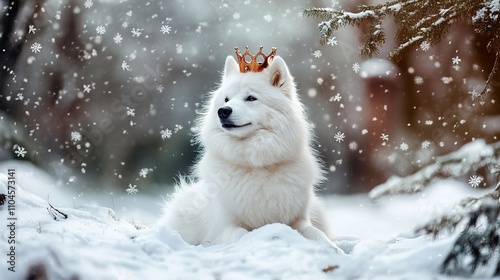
416 190 500 276
369 139 500 200
303 0 500 96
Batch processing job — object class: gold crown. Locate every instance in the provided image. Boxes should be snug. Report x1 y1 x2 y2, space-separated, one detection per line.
234 46 277 73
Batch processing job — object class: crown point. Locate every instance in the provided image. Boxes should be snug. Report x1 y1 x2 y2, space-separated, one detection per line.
233 46 277 73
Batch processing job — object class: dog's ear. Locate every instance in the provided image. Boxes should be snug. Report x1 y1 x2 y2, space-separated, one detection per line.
223 56 240 79
267 56 293 96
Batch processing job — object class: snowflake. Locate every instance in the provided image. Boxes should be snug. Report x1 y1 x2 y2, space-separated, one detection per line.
28 25 36 34
312 50 322 58
468 89 481 100
332 93 342 102
121 61 130 71
420 41 430 51
14 145 27 158
126 184 138 194
160 25 171 34
157 85 164 93
414 76 424 85
176 44 183 54
468 175 483 188
139 168 151 178
334 131 345 143
421 140 431 149
327 37 338 46
380 133 389 142
160 128 172 140
452 56 461 65
84 0 93 8
400 142 409 151
126 11 132 16
349 141 358 150
441 77 453 84
131 28 142 37
126 107 135 116
263 14 273 22
174 124 183 133
71 131 82 143
352 63 360 73
30 42 42 53
113 33 123 44
233 12 240 20
83 84 91 93
96 25 106 35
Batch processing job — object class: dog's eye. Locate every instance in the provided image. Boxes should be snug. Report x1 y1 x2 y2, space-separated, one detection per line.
224 97 229 103
246 95 257 102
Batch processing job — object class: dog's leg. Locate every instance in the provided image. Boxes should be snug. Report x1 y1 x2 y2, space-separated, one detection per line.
295 220 345 254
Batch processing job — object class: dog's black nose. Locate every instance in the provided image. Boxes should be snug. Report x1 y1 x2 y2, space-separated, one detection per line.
218 106 232 119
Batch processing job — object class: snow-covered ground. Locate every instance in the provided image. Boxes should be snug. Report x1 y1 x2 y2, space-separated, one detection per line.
0 160 494 279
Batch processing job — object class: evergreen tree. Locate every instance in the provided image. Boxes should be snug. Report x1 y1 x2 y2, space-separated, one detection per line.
304 0 500 96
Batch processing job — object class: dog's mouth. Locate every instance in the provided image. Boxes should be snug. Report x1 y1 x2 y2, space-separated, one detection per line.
221 122 252 129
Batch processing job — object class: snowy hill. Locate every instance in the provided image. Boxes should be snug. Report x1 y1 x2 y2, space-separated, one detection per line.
0 160 495 279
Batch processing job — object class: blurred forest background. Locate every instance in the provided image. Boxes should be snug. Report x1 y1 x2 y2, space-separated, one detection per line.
0 0 498 195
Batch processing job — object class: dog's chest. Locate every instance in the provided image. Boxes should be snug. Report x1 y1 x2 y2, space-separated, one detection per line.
219 168 312 230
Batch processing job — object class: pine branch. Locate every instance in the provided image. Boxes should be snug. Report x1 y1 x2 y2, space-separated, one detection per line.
417 194 500 276
304 0 500 95
369 140 500 200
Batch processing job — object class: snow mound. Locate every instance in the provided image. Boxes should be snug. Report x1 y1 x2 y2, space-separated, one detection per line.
0 161 492 279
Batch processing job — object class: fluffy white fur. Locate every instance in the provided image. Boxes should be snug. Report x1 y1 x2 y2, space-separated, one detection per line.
160 54 342 252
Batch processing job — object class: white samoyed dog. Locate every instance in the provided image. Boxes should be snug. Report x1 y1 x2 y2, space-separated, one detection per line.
160 50 342 252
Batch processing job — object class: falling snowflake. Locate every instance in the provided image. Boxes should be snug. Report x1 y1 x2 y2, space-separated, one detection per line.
468 175 483 188
312 50 322 58
174 124 183 133
160 25 171 34
96 25 106 35
84 0 93 8
14 145 27 158
160 128 172 140
334 131 345 143
468 89 481 100
176 44 183 54
126 184 138 194
83 84 91 93
452 56 461 65
332 93 342 102
71 131 82 143
121 61 130 71
113 33 123 44
327 37 338 46
126 10 132 16
441 77 453 84
28 25 36 34
414 76 424 85
380 133 389 142
131 28 142 37
400 142 409 151
420 41 430 51
352 63 360 73
139 168 152 178
349 141 358 150
157 85 164 93
30 42 42 53
263 14 273 22
126 107 135 116
233 12 240 20
421 140 431 149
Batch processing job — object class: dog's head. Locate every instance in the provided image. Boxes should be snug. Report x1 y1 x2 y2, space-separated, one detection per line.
198 54 312 167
